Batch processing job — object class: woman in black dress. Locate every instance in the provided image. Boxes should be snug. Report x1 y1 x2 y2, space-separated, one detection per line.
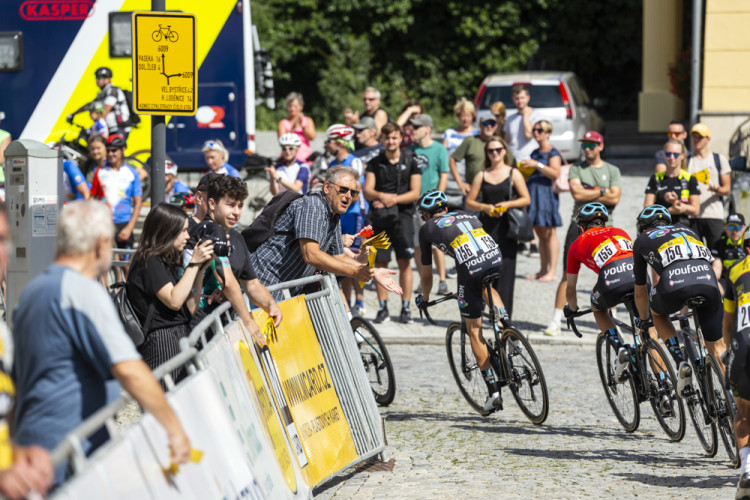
465 136 530 317
126 203 214 382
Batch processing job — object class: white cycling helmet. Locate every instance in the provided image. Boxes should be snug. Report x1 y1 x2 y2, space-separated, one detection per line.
279 132 302 148
326 124 355 142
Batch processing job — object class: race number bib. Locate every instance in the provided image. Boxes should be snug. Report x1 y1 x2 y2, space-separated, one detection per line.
614 236 633 252
451 228 496 264
738 294 750 332
592 240 618 268
658 234 712 267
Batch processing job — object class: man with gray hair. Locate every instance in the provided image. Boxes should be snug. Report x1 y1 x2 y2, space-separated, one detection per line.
345 87 390 141
11 200 191 486
251 165 402 300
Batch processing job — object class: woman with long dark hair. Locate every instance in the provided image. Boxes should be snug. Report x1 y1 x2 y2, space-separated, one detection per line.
465 136 530 317
126 203 213 382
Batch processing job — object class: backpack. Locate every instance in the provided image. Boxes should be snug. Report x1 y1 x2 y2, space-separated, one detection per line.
242 190 302 252
110 281 154 347
121 88 141 127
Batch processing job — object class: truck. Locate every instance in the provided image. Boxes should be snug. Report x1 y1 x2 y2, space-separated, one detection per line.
0 0 274 171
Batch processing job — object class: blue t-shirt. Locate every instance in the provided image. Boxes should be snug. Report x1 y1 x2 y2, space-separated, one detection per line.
11 265 140 484
62 159 88 201
210 163 241 178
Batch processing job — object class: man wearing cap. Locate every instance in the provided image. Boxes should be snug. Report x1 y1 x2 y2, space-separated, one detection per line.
654 120 691 173
545 130 622 336
165 160 190 200
90 135 143 256
712 213 747 295
202 139 241 178
352 116 384 165
449 113 507 195
504 84 538 161
408 114 451 295
687 123 732 252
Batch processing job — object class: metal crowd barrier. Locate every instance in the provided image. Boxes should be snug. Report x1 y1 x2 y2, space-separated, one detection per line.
49 273 385 497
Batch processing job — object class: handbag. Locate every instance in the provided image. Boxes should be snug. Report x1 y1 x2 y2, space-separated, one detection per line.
110 281 154 347
506 167 534 242
552 156 571 194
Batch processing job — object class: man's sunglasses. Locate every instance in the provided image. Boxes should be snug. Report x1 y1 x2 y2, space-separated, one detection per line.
727 224 744 231
330 183 359 198
664 151 681 159
581 142 598 150
106 148 120 153
667 131 683 138
481 120 498 127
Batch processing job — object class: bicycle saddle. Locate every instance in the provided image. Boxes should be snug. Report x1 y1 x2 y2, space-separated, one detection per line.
683 297 706 308
482 272 501 285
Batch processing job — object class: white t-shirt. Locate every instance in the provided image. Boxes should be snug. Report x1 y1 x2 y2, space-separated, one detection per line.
687 151 731 220
503 111 538 161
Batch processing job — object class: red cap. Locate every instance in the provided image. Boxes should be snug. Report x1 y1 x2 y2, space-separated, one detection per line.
579 131 603 144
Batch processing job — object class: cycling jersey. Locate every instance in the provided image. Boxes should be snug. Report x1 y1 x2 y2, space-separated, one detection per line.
712 234 746 279
634 224 722 341
90 163 142 224
567 226 633 275
95 83 130 134
725 256 750 399
62 159 88 202
419 210 502 318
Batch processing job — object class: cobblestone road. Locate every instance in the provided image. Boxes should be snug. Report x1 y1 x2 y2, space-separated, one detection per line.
318 166 740 498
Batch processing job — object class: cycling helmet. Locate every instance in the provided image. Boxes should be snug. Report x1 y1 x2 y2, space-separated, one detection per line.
165 160 178 176
637 204 672 232
170 192 195 208
576 202 609 225
95 67 112 79
279 133 302 148
107 134 126 149
326 124 355 142
417 190 448 215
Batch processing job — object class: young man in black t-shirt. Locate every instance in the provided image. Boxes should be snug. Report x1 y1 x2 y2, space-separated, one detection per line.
184 175 281 345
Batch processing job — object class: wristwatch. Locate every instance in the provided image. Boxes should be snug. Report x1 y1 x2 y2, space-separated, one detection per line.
537 162 545 170
599 186 606 196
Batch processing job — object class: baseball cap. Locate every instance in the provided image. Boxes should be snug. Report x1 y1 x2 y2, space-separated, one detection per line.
165 160 178 176
352 116 377 130
579 131 603 144
691 123 711 137
409 114 434 129
478 112 495 123
727 213 746 226
202 139 226 153
95 67 112 79
194 172 218 193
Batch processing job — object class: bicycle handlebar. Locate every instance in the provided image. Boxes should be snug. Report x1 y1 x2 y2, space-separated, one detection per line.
565 308 591 338
416 293 457 326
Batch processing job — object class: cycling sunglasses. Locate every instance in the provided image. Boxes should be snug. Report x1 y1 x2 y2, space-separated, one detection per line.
532 128 547 134
664 152 681 158
727 224 743 231
281 145 297 151
481 120 498 127
329 182 359 198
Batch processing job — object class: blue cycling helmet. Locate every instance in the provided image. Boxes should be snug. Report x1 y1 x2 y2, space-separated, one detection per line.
637 204 672 232
417 189 448 215
576 202 609 225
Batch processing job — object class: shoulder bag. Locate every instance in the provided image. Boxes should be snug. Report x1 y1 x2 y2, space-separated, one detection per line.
110 281 154 347
552 154 571 194
506 168 535 242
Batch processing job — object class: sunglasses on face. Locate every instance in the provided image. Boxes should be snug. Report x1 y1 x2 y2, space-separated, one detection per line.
281 146 297 151
664 151 681 159
667 131 683 138
106 149 120 154
363 97 377 102
330 183 359 198
581 142 598 150
727 224 743 231
487 147 504 155
412 125 423 130
481 120 497 127
532 128 546 134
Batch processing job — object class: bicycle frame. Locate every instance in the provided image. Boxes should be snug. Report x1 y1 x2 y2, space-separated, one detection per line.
673 310 715 421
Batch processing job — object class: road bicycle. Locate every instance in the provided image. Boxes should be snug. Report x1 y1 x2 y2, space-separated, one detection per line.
152 24 179 42
351 316 395 406
567 294 685 441
418 273 549 424
674 298 739 467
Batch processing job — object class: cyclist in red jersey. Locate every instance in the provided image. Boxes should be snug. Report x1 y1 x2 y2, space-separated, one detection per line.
564 203 637 379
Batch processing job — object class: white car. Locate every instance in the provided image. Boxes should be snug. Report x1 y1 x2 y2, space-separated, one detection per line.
475 71 605 161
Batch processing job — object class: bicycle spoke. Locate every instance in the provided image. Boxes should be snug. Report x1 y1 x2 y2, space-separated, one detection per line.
352 317 396 406
503 328 549 425
644 339 685 442
706 354 739 467
596 333 640 432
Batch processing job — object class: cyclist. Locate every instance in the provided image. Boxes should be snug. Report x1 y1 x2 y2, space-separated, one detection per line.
562 203 636 380
414 190 509 413
722 229 750 498
632 205 724 397
265 133 310 195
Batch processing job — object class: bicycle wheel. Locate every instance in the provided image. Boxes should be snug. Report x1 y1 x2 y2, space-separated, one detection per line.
168 31 179 42
706 354 740 467
595 333 640 432
683 343 718 456
643 338 685 441
152 30 163 42
445 322 488 415
351 317 396 406
501 327 549 425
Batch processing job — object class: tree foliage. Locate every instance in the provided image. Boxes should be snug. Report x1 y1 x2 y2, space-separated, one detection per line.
252 0 641 129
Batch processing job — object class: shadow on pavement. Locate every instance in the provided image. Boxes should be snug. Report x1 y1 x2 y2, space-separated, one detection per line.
613 470 735 488
504 446 713 470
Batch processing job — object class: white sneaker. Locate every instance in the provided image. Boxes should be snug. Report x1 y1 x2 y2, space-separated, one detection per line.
483 392 503 413
614 346 630 382
544 322 561 337
677 361 693 397
736 472 750 500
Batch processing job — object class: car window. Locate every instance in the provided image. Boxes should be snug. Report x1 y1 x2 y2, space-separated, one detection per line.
480 84 563 110
570 77 591 106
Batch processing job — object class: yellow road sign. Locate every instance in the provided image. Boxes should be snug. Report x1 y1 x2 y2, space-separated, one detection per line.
132 12 197 115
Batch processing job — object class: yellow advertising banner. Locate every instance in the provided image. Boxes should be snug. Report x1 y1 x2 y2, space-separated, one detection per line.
251 297 358 486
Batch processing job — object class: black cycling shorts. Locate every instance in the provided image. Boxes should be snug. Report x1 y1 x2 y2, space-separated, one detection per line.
456 253 503 319
590 257 635 311
728 330 750 400
650 260 723 342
